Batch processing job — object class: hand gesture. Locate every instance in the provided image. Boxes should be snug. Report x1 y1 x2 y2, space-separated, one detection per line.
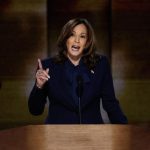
36 59 50 89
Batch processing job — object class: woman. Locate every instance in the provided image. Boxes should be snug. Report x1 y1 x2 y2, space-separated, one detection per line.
28 18 128 124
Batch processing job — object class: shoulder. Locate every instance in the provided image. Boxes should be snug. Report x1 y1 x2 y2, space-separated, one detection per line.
95 54 110 66
94 54 111 75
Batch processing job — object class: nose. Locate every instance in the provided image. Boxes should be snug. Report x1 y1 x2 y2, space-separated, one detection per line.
75 36 80 43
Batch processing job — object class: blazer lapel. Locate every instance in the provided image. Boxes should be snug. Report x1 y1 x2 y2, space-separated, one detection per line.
78 65 96 109
59 63 77 110
57 60 97 111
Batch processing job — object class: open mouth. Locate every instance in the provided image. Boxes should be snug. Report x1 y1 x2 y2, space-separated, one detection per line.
71 45 80 51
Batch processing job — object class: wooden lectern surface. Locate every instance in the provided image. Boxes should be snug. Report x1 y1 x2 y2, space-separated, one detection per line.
0 125 149 150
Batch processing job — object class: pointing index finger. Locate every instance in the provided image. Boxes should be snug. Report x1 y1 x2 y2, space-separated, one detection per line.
38 58 43 69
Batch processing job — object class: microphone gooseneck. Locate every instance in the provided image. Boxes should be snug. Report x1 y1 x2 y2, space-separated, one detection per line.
76 75 83 124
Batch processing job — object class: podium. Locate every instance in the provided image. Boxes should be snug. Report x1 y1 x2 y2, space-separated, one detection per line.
0 125 149 150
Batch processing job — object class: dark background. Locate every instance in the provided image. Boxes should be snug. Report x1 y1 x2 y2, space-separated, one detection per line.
0 0 150 130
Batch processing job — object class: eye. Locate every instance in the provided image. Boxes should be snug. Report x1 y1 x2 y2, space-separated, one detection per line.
80 35 86 39
70 32 75 37
70 33 73 36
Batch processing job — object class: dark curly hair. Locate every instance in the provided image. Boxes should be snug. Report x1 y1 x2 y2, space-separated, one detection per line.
54 18 99 70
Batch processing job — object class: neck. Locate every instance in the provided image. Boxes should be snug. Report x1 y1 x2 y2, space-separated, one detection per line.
67 55 81 66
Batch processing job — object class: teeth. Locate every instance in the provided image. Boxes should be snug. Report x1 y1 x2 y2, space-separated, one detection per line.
72 45 80 50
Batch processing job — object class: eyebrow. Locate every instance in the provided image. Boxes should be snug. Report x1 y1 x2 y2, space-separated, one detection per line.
72 31 87 35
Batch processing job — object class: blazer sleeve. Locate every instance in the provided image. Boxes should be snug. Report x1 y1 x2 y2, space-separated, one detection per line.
101 57 128 124
28 60 48 116
28 83 47 115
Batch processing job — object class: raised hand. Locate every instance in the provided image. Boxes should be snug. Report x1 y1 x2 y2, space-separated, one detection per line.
36 58 50 89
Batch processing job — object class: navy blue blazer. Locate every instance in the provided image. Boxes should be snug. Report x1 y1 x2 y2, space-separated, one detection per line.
28 55 127 124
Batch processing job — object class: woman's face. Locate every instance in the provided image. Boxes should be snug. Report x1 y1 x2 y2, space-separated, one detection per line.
66 24 87 62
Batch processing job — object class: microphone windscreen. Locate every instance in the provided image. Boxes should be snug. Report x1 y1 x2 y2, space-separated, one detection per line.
76 75 83 84
76 75 83 97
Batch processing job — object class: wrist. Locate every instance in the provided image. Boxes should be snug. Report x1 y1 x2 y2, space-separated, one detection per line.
36 83 43 89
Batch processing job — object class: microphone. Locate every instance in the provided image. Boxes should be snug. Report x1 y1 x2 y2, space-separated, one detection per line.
76 75 83 124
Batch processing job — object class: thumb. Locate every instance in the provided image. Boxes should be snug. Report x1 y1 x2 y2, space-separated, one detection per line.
46 68 49 73
46 68 50 79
